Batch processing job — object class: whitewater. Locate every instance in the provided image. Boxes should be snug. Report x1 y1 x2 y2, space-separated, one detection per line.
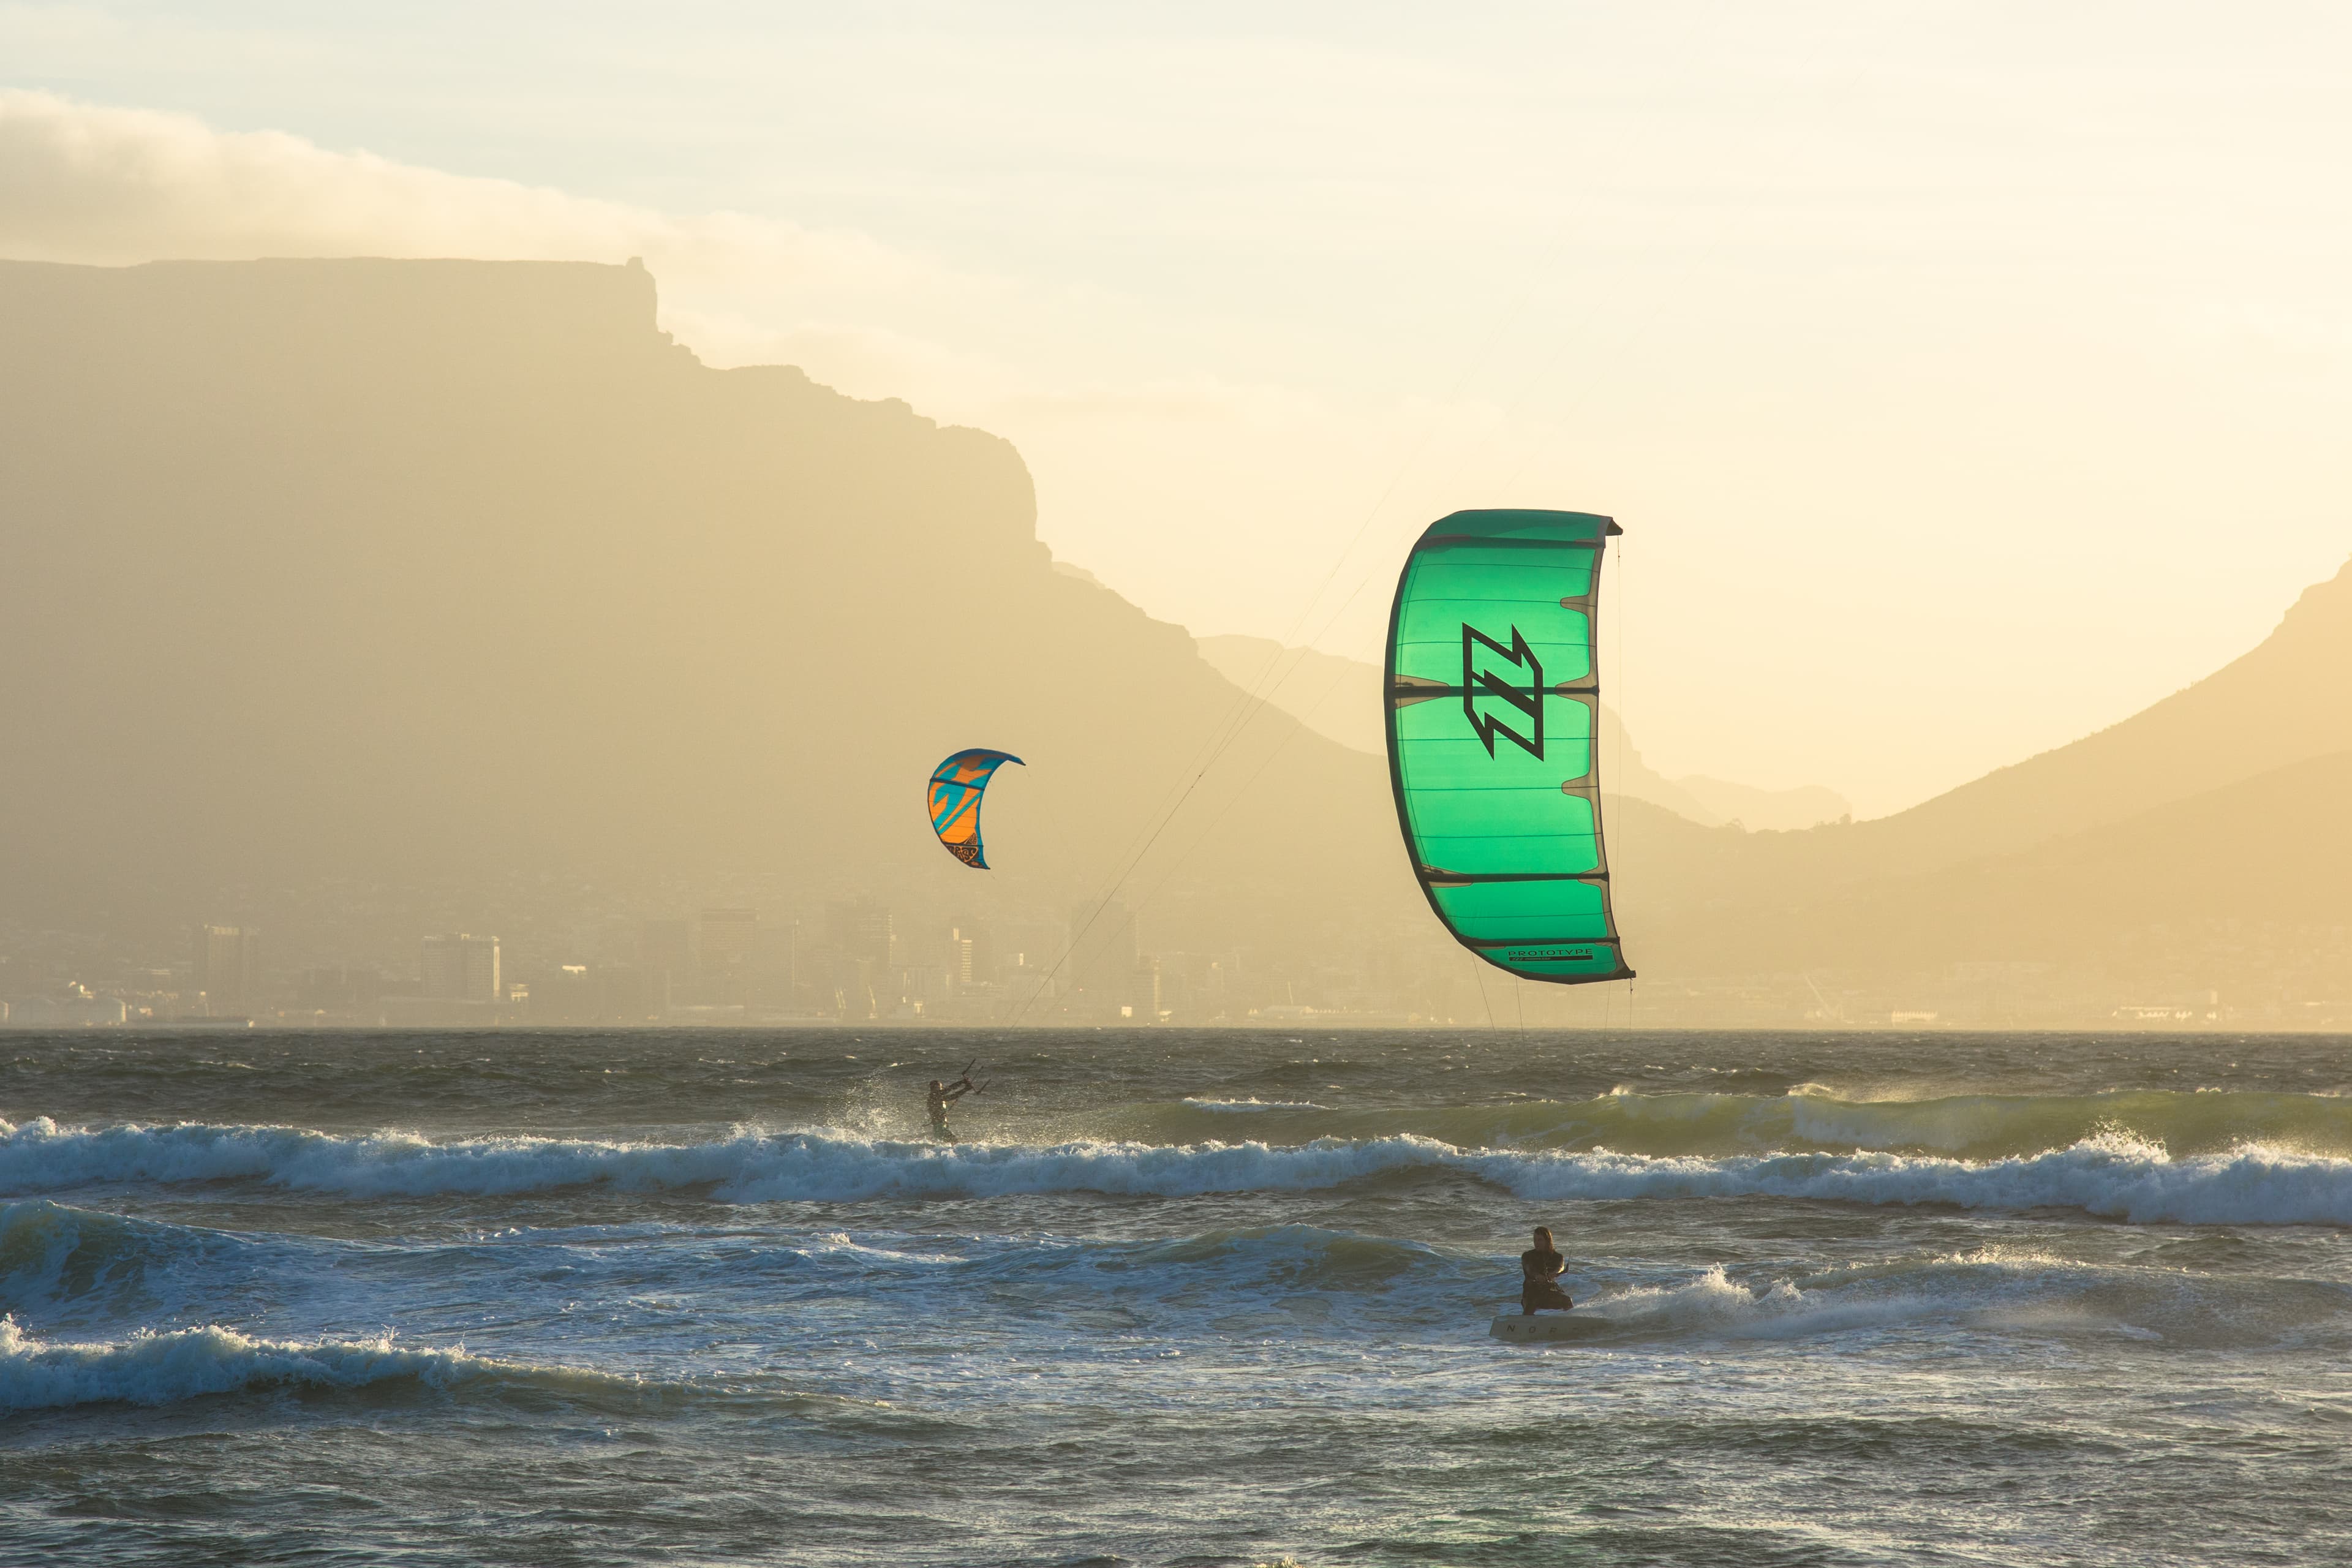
6 1028 2352 1566
12 1117 2352 1226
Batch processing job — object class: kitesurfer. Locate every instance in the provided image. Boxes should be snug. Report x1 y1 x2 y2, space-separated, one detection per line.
1520 1226 1573 1314
927 1074 976 1142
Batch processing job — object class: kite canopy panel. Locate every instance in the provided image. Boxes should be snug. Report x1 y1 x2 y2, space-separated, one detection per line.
927 748 1024 869
1384 510 1634 984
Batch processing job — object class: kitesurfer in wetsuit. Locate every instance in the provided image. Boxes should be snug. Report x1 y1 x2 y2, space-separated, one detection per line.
1520 1226 1573 1315
927 1076 974 1142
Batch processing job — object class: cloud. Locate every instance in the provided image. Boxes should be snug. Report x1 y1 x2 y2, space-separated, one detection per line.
0 85 1003 411
0 89 1402 641
0 89 908 284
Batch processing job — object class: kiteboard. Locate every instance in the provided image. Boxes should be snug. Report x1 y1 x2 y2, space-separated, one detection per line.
1489 1312 1605 1344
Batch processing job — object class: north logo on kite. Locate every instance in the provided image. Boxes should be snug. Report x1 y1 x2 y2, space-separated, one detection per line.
1461 624 1545 760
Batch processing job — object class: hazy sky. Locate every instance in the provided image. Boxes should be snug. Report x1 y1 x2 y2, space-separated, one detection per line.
6 2 2350 814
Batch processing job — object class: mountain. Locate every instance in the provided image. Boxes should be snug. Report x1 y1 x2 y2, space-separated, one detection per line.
2 255 2343 1027
0 257 1423 1000
1191 635 1382 756
1837 556 2352 880
1607 561 2352 1023
1672 776 1852 835
1193 633 1852 831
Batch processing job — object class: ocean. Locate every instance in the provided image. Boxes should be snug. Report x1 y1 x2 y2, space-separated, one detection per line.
5 1027 2351 1566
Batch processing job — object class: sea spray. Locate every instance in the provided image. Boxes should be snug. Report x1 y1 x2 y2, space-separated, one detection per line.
1074 1087 2352 1160
13 1117 2352 1224
8 1028 2351 1566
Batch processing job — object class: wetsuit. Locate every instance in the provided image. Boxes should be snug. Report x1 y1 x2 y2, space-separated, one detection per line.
928 1080 970 1142
1521 1246 1572 1314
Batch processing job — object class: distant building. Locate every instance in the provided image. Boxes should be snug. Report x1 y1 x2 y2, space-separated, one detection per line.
753 921 799 1005
638 919 693 992
421 934 500 1002
1128 955 1163 1021
829 900 894 975
1065 899 1137 1005
699 908 758 971
535 963 597 1024
596 963 664 1023
9 989 127 1027
295 965 382 1017
824 901 895 1018
192 924 262 1016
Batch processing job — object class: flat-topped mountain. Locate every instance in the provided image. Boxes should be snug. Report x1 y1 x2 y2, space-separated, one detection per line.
0 258 1419 987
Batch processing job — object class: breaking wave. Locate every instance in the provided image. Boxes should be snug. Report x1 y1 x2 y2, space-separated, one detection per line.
0 1199 256 1321
9 1116 2352 1224
1131 1087 2352 1160
0 1315 639 1414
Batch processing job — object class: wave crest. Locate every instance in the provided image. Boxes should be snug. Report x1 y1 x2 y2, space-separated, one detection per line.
9 1117 2352 1224
1128 1087 2352 1161
0 1316 635 1414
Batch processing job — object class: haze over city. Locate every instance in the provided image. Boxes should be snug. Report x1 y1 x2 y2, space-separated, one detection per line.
6 5 2350 1037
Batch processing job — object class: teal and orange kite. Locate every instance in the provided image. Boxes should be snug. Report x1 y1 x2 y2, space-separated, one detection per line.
926 748 1023 869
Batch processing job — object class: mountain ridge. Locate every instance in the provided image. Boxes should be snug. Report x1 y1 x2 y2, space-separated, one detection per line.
1 255 2344 1023
0 257 1425 995
1836 554 2352 880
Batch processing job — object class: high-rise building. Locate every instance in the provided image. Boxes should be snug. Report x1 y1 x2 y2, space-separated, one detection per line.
1129 955 1163 1021
699 908 758 971
295 965 381 1016
192 924 262 1016
755 920 798 1005
1065 900 1137 1003
824 901 895 1017
828 900 894 975
420 934 500 1002
638 919 693 996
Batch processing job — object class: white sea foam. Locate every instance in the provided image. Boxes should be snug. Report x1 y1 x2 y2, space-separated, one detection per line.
0 1314 625 1412
1180 1098 1327 1113
8 1117 2352 1224
1572 1264 1926 1339
1478 1131 2352 1226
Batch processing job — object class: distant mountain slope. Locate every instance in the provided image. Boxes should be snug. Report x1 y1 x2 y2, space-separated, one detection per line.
1674 776 1852 835
1665 749 2352 997
1842 556 2352 878
1193 635 1382 755
1194 633 1851 831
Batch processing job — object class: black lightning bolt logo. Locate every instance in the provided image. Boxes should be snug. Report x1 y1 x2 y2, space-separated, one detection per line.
1461 624 1545 760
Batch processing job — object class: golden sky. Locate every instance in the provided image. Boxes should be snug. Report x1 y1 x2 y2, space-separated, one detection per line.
6 2 2349 815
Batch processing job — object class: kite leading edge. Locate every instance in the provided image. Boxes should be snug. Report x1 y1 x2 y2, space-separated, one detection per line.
927 748 1024 869
1384 509 1634 984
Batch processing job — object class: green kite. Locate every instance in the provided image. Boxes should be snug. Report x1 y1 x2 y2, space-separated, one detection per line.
1384 509 1634 984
